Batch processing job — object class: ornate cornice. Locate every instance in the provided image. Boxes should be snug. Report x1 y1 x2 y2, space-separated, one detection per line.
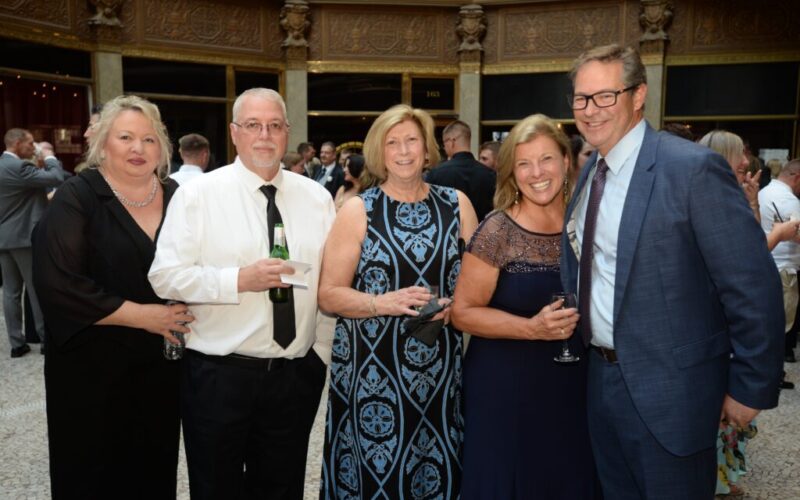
307 60 458 74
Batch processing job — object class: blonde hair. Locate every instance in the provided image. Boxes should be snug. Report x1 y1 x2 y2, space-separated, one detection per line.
361 104 440 189
86 95 172 180
698 130 744 169
494 114 572 212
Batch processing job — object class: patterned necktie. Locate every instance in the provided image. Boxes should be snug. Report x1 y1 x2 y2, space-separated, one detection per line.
578 158 609 346
259 185 296 349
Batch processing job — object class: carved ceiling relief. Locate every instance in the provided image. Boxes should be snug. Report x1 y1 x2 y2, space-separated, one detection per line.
142 0 261 51
501 6 620 59
684 0 800 52
264 7 285 59
0 0 70 29
482 9 499 65
325 11 442 60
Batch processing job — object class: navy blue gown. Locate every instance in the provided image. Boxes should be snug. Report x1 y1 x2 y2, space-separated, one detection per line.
461 211 598 499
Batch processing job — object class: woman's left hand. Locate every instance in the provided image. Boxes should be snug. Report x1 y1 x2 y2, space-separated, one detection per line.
431 297 453 326
742 170 761 206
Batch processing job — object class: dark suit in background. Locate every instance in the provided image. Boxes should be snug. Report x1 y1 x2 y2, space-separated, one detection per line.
317 163 345 198
426 151 496 222
0 151 65 351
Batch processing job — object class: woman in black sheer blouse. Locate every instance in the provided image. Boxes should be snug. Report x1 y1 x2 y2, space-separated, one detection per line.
32 95 193 499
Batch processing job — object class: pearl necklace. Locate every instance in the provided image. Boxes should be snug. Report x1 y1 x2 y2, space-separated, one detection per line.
100 172 159 208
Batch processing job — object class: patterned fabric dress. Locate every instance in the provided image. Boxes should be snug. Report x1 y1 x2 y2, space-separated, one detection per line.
321 185 464 500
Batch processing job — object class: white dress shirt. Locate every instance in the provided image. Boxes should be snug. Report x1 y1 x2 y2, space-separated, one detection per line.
575 119 646 349
169 164 204 185
759 178 800 272
149 157 337 363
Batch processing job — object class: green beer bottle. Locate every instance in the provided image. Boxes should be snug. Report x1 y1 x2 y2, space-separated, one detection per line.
269 223 290 303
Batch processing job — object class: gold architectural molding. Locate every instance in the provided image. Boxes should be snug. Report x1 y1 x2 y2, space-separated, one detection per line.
120 47 284 70
482 118 576 126
0 67 93 85
664 114 798 122
665 52 800 66
482 60 573 75
133 92 230 104
306 60 458 75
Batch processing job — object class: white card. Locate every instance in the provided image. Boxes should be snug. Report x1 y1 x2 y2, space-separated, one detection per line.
280 260 312 287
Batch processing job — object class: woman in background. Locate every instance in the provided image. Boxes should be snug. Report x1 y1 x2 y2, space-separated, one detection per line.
333 153 365 211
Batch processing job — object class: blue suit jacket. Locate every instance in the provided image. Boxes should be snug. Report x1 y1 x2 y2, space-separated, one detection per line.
561 124 784 456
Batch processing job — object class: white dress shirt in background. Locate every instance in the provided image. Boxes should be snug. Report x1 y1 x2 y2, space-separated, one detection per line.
759 178 800 272
169 164 204 185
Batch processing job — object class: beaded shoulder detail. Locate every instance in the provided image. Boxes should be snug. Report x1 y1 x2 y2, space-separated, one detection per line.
466 211 561 272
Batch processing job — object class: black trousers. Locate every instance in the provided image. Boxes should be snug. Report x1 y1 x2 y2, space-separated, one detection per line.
45 333 180 500
181 348 327 500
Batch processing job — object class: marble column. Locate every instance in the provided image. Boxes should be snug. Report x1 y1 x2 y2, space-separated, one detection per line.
285 68 308 150
281 0 311 150
92 51 123 104
638 0 674 128
456 4 487 154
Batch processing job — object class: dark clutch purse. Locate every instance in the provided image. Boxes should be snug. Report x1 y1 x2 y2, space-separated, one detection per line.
402 299 445 347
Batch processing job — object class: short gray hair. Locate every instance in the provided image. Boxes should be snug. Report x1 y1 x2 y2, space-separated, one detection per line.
232 88 289 125
4 128 30 148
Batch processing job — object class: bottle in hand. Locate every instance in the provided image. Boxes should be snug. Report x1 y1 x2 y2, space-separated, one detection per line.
269 223 290 303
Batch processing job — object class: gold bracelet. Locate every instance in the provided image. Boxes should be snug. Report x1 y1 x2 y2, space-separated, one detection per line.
368 294 378 316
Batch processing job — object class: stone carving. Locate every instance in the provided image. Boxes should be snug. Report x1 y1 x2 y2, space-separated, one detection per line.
639 0 673 42
456 4 486 53
0 0 70 29
142 0 261 52
88 0 123 27
501 5 621 59
670 0 800 53
280 0 311 48
324 9 442 60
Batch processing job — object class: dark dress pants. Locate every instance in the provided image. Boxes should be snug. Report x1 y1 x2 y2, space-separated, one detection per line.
45 333 180 500
181 348 327 500
587 349 716 500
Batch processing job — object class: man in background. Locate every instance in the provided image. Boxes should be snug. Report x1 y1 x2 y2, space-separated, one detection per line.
170 133 210 185
478 140 500 170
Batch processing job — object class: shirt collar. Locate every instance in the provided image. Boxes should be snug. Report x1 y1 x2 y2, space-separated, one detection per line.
179 164 203 172
772 178 793 193
598 118 646 175
233 156 286 193
3 151 19 159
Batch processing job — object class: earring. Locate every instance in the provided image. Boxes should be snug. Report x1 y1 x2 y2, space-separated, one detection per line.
514 189 520 204
563 177 569 200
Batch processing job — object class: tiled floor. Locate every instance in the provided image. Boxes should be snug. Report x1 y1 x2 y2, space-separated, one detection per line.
1 304 798 499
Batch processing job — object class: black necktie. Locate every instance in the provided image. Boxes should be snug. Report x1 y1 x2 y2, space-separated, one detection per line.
259 185 296 349
578 159 609 346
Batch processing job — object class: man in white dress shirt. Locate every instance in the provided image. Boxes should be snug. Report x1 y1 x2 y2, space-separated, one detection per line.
149 88 336 499
759 158 800 388
169 133 209 185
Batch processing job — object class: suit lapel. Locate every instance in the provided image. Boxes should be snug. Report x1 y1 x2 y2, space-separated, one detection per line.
613 126 658 325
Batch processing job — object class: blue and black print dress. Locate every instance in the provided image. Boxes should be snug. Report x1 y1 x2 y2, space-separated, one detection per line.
321 185 464 500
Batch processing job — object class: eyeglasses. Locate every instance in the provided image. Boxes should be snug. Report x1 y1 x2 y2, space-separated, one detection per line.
232 120 288 136
568 85 639 110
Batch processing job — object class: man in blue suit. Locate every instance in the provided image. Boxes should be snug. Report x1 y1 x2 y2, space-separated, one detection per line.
561 44 784 499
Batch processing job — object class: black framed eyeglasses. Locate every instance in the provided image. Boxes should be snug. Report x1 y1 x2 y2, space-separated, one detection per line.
567 85 639 110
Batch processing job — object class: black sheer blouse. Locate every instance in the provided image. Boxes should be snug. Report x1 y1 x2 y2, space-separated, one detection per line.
32 169 178 355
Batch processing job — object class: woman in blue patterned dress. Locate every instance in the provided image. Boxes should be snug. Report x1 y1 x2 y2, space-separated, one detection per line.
452 114 599 499
318 104 478 499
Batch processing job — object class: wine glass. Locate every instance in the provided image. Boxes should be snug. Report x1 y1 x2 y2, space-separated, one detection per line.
551 292 579 363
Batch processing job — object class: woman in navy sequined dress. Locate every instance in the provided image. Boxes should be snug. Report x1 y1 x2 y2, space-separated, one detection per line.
453 114 599 499
318 104 478 499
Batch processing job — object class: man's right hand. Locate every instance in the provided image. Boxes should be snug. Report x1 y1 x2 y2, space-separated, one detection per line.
237 258 294 293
